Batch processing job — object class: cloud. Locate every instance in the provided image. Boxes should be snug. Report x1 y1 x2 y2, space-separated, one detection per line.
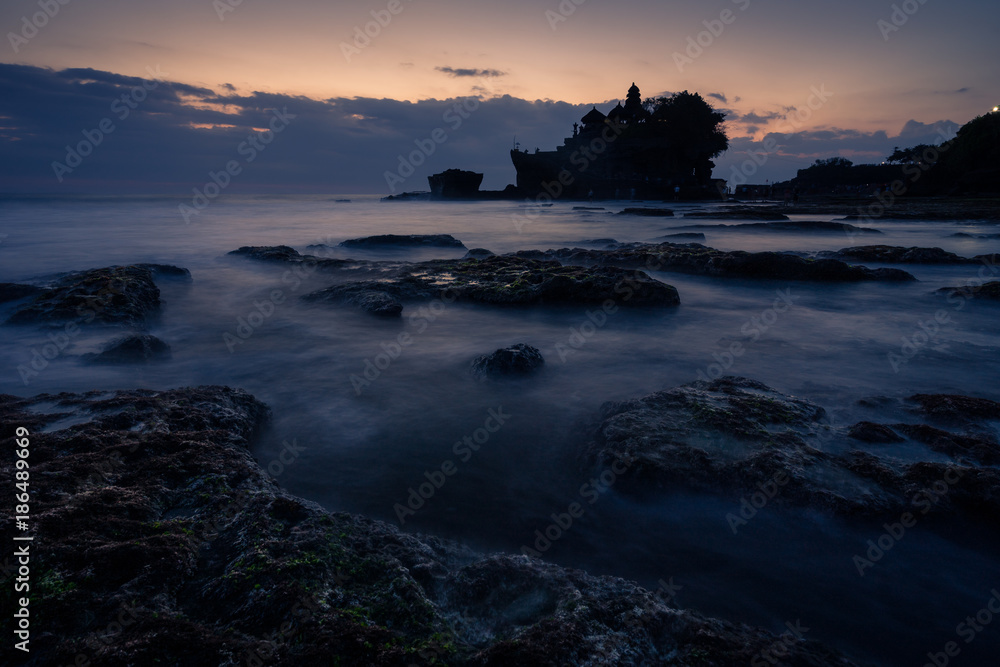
736 110 783 125
435 67 507 78
707 92 728 104
0 63 966 194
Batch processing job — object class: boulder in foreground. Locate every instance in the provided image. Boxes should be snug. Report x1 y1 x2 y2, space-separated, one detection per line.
472 343 545 379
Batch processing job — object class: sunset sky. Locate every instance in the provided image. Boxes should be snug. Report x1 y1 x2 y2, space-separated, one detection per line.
1 0 996 193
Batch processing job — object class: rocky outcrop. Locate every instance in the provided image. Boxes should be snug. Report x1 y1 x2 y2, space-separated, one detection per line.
683 221 881 234
937 281 1000 301
819 245 975 264
4 265 181 328
427 169 483 199
535 243 916 282
0 387 860 666
471 344 545 379
617 208 673 217
339 235 467 249
302 283 405 316
86 334 172 364
683 209 789 221
303 256 680 315
589 377 1000 518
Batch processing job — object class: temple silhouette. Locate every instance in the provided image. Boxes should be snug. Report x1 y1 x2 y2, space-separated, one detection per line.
510 83 725 200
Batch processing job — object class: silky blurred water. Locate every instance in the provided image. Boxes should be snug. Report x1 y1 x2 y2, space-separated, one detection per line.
1 194 999 665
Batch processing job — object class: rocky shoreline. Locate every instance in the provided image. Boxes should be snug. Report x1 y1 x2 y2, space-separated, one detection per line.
1 386 862 666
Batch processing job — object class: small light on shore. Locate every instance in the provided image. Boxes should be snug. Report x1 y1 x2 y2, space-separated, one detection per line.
994 106 1000 112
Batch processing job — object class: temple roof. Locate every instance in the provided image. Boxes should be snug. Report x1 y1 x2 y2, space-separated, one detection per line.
607 103 626 120
628 82 640 95
581 107 607 124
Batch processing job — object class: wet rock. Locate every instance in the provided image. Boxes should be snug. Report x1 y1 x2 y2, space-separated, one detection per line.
578 238 619 245
848 422 904 443
229 246 385 273
892 423 1000 466
303 283 405 316
684 220 881 234
907 393 1000 423
87 334 172 364
133 264 193 280
572 206 606 211
683 209 789 221
820 245 974 264
949 232 1000 239
0 386 861 667
618 208 674 217
589 377 1000 518
542 243 916 282
937 281 1000 301
303 255 680 315
0 283 44 304
6 265 166 328
463 248 495 259
471 343 544 379
339 234 466 249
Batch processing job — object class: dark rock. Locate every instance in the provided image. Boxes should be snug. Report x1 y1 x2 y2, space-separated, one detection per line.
303 255 680 315
949 232 1000 239
847 422 904 443
302 284 405 316
133 264 193 280
908 393 1000 422
618 208 674 217
471 344 544 379
683 220 881 234
6 265 165 328
463 248 495 259
540 243 916 282
88 334 172 364
578 238 619 245
820 245 974 264
683 209 789 221
892 423 1000 465
936 281 1000 301
655 233 707 241
589 377 1000 519
572 206 606 211
428 169 483 198
0 283 44 304
229 245 304 263
339 234 466 249
0 386 862 666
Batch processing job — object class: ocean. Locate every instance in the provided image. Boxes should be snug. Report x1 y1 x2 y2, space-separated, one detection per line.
2 193 999 665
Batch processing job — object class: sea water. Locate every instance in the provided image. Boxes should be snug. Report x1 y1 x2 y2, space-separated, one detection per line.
1 194 998 665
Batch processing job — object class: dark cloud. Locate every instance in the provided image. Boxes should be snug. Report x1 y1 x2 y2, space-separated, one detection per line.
0 63 965 194
707 92 728 104
736 110 783 125
435 67 507 78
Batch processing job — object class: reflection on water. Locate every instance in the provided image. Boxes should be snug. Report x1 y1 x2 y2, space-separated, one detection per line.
1 195 999 665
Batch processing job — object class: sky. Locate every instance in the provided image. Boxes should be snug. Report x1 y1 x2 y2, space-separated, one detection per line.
0 0 996 193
